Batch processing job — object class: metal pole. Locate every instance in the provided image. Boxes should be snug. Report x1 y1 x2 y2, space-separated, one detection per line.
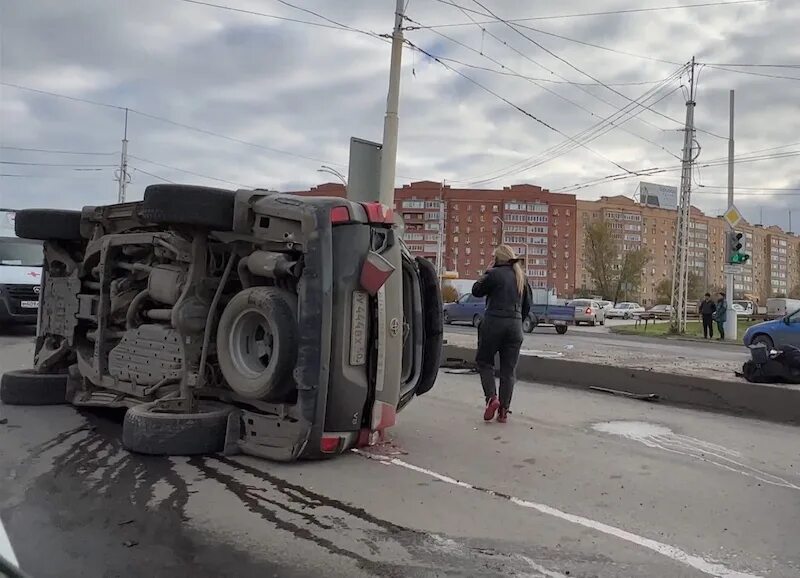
435 179 445 276
117 108 129 203
378 0 405 206
724 90 737 341
669 58 696 333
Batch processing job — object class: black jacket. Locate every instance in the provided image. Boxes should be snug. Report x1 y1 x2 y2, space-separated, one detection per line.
472 263 532 320
699 299 716 316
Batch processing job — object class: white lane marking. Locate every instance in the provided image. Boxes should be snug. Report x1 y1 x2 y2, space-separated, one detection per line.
355 451 762 578
514 554 570 578
593 421 800 492
0 515 18 569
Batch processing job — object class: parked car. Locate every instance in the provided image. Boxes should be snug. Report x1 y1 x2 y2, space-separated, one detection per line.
646 304 673 320
733 300 755 316
568 299 605 326
606 302 645 319
767 298 800 319
0 185 443 461
443 293 486 327
743 308 800 350
597 300 613 312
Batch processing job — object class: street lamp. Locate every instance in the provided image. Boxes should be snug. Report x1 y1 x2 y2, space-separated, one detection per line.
317 165 347 187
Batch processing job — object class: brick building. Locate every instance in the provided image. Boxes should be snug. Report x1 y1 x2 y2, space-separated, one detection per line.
292 180 578 297
576 196 800 305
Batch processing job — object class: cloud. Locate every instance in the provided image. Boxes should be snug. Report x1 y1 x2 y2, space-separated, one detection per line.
1 0 797 229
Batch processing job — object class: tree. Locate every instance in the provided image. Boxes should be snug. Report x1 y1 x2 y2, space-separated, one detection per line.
655 272 703 304
441 282 459 303
583 220 650 302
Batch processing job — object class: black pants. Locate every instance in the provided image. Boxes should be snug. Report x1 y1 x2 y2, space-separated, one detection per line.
475 315 523 410
702 314 714 338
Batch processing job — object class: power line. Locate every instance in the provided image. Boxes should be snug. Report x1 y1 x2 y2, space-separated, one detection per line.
1 81 348 168
0 160 117 167
128 155 254 188
0 145 118 156
703 65 800 81
466 0 729 140
422 0 766 27
177 0 356 32
130 166 178 184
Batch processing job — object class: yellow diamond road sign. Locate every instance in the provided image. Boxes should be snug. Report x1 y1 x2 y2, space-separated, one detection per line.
724 205 743 228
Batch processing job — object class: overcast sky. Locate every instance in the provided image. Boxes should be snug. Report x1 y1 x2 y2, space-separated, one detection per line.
1 0 798 228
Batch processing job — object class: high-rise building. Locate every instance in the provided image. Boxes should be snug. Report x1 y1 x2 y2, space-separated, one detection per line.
291 181 578 297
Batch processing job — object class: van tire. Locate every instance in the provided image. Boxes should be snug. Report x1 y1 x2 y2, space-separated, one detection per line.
216 287 298 401
122 402 232 455
14 209 83 241
0 370 68 405
140 184 236 231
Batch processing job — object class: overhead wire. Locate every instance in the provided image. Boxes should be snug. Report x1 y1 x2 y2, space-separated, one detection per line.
128 155 255 188
465 0 729 140
0 145 118 156
422 0 767 26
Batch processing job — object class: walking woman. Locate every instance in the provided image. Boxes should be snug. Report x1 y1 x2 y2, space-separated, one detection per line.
471 245 532 423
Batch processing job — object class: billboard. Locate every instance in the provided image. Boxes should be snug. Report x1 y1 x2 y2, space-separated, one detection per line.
639 182 677 210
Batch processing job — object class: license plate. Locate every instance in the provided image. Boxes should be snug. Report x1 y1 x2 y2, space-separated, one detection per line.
350 291 368 366
20 300 39 309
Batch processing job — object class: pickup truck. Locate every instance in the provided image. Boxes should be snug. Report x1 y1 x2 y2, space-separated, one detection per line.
0 185 443 461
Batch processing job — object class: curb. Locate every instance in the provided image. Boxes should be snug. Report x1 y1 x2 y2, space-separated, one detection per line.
442 344 800 426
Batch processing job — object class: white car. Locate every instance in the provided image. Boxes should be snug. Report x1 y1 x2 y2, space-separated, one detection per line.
606 302 645 319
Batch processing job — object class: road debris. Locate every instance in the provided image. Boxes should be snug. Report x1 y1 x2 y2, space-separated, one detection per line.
589 386 659 402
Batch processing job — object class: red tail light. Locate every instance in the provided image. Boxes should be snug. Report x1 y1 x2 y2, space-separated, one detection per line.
361 202 394 224
320 435 343 454
330 206 351 224
360 251 395 295
585 307 592 314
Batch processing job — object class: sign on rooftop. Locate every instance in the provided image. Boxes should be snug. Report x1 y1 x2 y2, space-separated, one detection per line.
639 182 677 210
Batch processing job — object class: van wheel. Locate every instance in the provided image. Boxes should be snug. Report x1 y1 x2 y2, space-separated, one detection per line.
216 287 298 401
14 209 83 241
472 314 482 328
0 370 68 405
556 325 568 335
522 317 535 334
122 402 233 455
443 311 451 325
140 184 236 231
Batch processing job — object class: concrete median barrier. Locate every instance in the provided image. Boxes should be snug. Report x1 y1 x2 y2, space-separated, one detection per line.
442 344 800 426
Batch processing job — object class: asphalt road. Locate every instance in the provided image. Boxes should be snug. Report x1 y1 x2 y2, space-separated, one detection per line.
1 330 798 577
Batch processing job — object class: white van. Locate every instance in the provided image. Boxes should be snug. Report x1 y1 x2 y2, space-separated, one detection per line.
0 210 43 325
766 297 800 319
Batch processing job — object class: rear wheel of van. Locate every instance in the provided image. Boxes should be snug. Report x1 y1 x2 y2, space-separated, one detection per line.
216 287 298 401
140 184 236 231
122 402 233 455
522 316 536 334
0 370 68 405
14 209 83 241
752 334 774 350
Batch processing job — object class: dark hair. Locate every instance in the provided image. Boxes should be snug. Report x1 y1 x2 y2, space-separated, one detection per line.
704 292 711 297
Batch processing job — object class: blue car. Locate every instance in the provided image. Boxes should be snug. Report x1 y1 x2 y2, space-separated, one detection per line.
743 309 800 350
443 294 486 327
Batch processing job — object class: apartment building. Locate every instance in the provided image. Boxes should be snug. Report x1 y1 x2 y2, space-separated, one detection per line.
576 196 799 305
576 196 727 306
292 180 578 297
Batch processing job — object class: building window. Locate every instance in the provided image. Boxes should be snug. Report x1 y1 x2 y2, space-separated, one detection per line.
552 208 559 216
480 205 486 212
493 204 499 212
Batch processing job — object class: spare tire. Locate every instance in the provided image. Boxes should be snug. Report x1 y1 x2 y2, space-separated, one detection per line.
0 369 68 405
140 184 236 231
14 209 83 241
122 402 233 455
216 287 298 401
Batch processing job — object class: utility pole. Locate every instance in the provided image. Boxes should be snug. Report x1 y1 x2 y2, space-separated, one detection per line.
378 0 405 207
669 57 697 334
724 90 737 341
116 108 130 203
435 179 445 276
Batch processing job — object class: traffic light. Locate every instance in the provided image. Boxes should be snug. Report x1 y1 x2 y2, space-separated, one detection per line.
728 231 750 264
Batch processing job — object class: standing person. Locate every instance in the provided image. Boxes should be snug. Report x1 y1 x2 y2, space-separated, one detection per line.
699 292 716 339
471 245 531 423
715 292 728 340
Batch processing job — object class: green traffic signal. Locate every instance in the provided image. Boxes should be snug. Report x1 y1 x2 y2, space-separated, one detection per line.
728 231 750 264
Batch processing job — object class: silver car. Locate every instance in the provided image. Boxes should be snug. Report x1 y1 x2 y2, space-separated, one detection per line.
569 299 605 326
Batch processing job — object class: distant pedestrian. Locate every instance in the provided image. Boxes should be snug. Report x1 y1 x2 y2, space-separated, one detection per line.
472 245 532 423
699 292 716 339
714 292 728 340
